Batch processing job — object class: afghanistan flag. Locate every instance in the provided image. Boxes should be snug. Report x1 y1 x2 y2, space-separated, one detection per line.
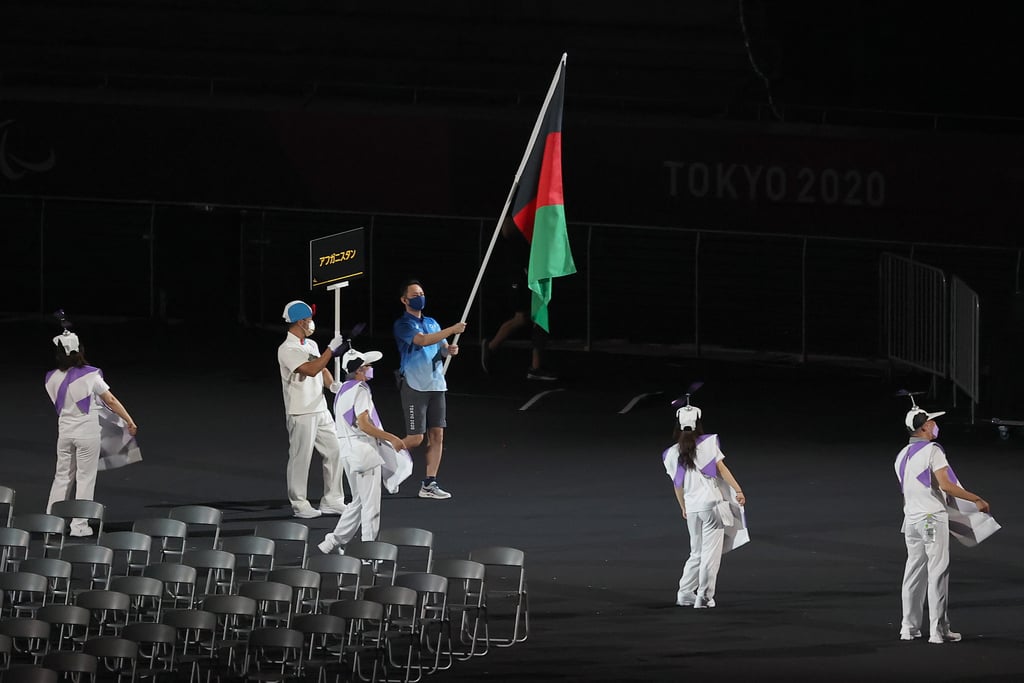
509 55 576 332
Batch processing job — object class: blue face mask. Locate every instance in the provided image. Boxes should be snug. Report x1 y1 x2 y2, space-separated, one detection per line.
407 295 426 311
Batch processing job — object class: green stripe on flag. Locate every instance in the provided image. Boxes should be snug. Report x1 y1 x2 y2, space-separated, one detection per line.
527 204 575 332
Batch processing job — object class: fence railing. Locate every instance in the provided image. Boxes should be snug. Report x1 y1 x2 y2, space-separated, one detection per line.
880 253 948 377
950 276 980 422
0 196 1018 377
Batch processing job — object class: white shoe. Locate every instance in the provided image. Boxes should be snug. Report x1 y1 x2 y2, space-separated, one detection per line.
69 525 94 538
318 502 346 515
317 538 338 554
293 507 322 519
899 629 922 641
418 481 452 500
694 596 716 609
929 630 961 644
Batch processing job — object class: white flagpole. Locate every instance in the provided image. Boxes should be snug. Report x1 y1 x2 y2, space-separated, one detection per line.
444 52 567 374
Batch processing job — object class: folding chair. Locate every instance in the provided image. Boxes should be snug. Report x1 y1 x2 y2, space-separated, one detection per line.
161 608 217 683
468 547 529 646
1 632 11 671
378 528 434 575
0 618 52 665
14 515 66 559
121 622 176 680
49 501 105 543
430 559 487 663
241 627 304 682
292 614 346 683
0 484 15 527
41 651 97 683
0 571 49 618
238 581 294 629
182 550 235 599
167 506 221 551
253 521 309 569
82 636 138 683
108 576 163 624
343 541 398 590
266 568 320 617
59 545 114 594
1 526 31 572
74 590 131 639
36 605 90 652
131 519 187 564
19 559 73 606
143 563 197 611
394 573 448 676
306 554 362 611
219 536 275 583
362 585 420 681
329 599 387 683
101 532 152 577
201 594 257 677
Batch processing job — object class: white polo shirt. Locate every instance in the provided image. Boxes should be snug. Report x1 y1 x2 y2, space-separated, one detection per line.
662 434 725 513
277 332 328 415
894 438 950 523
44 365 110 439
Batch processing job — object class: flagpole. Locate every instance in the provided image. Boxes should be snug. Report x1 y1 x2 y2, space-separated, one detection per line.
444 52 567 375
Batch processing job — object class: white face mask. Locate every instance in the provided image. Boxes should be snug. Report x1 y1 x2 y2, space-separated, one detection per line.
363 367 374 381
305 320 315 335
931 424 939 439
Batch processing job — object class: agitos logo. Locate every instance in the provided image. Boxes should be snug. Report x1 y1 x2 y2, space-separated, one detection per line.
0 119 56 181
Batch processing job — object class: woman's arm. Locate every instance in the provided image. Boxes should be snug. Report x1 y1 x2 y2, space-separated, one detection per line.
355 411 406 452
717 461 746 505
673 485 687 519
99 390 137 436
935 468 989 513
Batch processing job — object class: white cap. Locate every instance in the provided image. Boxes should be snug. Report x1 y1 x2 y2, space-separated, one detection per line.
53 331 81 353
282 300 314 323
905 408 945 431
341 348 383 376
676 405 702 430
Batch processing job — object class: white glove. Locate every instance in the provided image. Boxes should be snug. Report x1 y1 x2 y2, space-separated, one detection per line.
328 334 345 354
329 381 342 394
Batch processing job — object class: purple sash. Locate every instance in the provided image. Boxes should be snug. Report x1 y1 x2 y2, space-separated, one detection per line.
897 441 931 491
52 366 100 415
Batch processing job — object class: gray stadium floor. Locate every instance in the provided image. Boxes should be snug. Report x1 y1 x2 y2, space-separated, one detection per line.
3 321 1022 681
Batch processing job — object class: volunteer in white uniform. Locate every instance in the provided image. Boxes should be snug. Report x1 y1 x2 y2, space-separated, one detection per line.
44 330 137 537
318 348 406 554
895 406 990 644
277 300 347 519
663 404 745 608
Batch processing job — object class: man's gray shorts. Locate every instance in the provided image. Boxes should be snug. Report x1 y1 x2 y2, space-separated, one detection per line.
400 382 447 434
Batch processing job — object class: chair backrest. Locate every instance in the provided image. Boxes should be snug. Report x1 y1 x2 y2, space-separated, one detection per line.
4 666 60 683
306 553 363 605
168 506 222 549
0 571 49 615
267 568 320 615
327 599 385 646
378 527 435 573
109 576 163 623
160 608 218 668
238 580 294 627
131 518 188 562
49 500 105 540
0 618 52 662
121 622 176 674
220 536 275 582
468 546 528 646
253 521 309 568
36 605 91 649
41 651 97 677
74 589 131 637
343 540 398 587
201 594 257 642
13 514 65 558
244 627 303 678
0 484 14 526
0 526 31 571
82 636 138 681
395 572 448 596
361 584 418 620
101 532 152 576
143 562 198 610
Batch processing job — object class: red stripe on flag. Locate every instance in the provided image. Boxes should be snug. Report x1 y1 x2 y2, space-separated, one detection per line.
512 132 563 243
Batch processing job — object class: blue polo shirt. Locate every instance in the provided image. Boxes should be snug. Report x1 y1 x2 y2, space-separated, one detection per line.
394 312 448 392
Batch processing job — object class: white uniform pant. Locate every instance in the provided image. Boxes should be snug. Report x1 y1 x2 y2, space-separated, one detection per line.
678 507 725 602
901 515 951 637
325 446 382 547
286 411 343 512
47 434 99 532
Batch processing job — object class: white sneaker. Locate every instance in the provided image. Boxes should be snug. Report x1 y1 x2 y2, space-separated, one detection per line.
899 629 922 641
418 481 452 500
676 597 696 607
694 596 716 609
318 502 346 515
929 630 962 644
69 525 94 538
293 507 322 519
317 538 338 554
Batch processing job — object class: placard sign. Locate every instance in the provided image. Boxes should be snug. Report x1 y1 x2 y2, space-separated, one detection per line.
310 228 365 289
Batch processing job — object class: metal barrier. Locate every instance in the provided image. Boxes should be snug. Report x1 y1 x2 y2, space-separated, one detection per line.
0 195 1017 379
880 253 947 377
950 277 980 422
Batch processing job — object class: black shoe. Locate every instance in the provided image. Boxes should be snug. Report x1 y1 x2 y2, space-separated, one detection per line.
481 338 492 373
527 367 558 381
